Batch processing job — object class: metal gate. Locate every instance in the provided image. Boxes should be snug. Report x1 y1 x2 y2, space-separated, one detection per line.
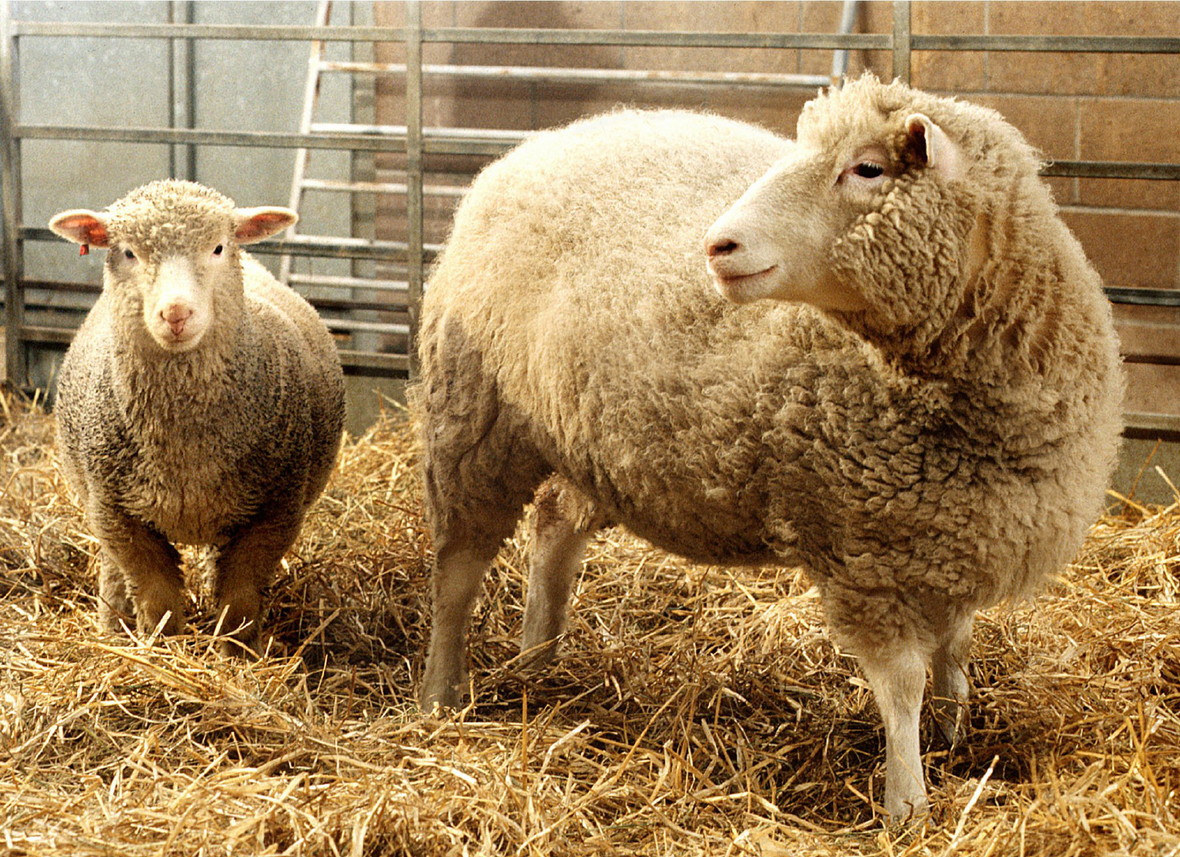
2 1 1179 436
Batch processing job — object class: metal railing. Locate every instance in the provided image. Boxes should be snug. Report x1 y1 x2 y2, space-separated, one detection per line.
1 1 1179 435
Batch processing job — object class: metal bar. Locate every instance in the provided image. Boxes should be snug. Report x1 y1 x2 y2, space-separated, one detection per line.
17 122 530 155
912 34 1180 54
20 226 443 261
0 0 26 390
290 272 408 292
405 0 423 379
830 0 860 84
10 21 893 51
168 1 196 180
1042 161 1180 181
1106 287 1180 307
892 1 911 84
1123 413 1180 443
318 60 831 89
324 317 410 335
12 20 1180 55
17 123 408 152
281 0 332 286
338 349 409 374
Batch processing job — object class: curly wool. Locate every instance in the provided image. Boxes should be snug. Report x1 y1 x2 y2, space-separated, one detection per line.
54 180 345 649
415 77 1124 750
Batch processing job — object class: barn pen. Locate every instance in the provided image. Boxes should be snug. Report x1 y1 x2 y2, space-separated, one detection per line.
1 2 1178 854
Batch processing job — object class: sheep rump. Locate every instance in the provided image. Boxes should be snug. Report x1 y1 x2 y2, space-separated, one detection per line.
414 78 1124 820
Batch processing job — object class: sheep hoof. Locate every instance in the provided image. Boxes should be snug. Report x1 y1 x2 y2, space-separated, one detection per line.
932 695 967 748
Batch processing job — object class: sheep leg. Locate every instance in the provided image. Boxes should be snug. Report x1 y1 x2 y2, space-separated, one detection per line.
931 613 974 746
89 504 186 638
210 511 303 658
520 481 596 668
858 646 929 822
420 539 501 711
96 551 135 633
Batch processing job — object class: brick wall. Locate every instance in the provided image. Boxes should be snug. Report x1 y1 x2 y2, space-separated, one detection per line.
372 0 1180 416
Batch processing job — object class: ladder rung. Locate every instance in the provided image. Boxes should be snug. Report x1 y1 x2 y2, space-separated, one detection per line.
290 273 408 292
300 177 467 198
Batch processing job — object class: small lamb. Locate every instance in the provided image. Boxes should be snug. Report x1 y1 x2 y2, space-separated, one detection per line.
50 180 345 656
413 75 1125 821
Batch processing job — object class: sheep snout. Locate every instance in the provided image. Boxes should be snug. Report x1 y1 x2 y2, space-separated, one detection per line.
161 303 194 336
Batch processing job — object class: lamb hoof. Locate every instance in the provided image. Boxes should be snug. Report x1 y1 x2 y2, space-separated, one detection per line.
518 636 560 672
932 696 966 748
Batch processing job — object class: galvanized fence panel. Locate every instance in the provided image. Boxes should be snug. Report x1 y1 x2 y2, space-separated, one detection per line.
1 0 1178 435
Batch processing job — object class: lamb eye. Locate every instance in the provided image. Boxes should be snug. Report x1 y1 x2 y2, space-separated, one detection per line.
854 162 885 179
213 244 224 256
123 249 136 260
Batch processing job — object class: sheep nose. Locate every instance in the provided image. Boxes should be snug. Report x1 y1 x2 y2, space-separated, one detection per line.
705 236 740 259
161 304 193 336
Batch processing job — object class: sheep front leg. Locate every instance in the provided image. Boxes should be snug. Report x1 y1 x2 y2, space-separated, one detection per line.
931 613 974 746
211 510 303 657
90 503 186 638
859 646 929 822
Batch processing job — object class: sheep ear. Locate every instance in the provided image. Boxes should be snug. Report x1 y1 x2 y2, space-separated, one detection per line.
48 210 111 247
233 207 298 244
904 113 963 181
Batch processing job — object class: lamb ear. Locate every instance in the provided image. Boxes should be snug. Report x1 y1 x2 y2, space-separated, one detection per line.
233 207 298 244
48 210 111 247
904 113 963 181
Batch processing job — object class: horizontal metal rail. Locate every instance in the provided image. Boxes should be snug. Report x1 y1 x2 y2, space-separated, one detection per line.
17 121 1180 181
13 21 1180 56
21 226 442 263
319 60 832 89
11 21 892 50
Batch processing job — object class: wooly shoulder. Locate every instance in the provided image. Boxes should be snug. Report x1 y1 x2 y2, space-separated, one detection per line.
412 76 1125 821
50 180 345 656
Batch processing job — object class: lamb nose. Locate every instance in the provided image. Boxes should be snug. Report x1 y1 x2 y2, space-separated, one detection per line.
706 237 739 258
162 305 193 335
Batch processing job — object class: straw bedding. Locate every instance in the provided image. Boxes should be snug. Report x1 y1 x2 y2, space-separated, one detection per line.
0 395 1176 856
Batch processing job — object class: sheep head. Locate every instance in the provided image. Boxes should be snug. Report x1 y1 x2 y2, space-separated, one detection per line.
705 75 1014 368
49 180 297 354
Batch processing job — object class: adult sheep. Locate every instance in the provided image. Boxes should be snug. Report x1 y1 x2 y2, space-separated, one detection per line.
413 75 1125 820
50 180 345 657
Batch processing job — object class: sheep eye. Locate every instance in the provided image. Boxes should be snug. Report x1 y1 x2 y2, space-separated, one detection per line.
853 162 885 179
123 249 136 261
213 244 224 256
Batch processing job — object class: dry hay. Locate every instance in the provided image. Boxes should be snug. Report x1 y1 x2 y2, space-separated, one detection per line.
0 394 1177 857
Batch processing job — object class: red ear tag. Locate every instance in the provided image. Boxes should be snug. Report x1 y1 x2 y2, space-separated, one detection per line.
80 244 89 256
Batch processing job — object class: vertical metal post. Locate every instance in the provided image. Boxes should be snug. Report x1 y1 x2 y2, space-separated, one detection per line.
892 0 912 84
0 0 26 391
405 0 423 379
168 0 196 181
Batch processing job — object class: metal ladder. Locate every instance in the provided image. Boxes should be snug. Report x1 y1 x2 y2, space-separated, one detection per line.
278 0 860 368
279 0 412 371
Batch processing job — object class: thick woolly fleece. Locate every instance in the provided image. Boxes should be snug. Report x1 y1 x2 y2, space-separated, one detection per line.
55 180 345 652
414 77 1125 816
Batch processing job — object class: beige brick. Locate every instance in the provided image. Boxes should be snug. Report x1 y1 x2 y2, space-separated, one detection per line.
987 2 1180 97
1077 99 1180 210
970 94 1076 160
1063 210 1180 291
910 2 987 91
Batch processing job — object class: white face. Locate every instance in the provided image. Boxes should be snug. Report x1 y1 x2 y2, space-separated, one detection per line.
703 145 886 313
114 239 229 352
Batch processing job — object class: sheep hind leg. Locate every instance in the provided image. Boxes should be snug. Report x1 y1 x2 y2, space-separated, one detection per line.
419 535 505 712
858 645 930 823
520 477 605 669
97 551 135 633
931 612 974 747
